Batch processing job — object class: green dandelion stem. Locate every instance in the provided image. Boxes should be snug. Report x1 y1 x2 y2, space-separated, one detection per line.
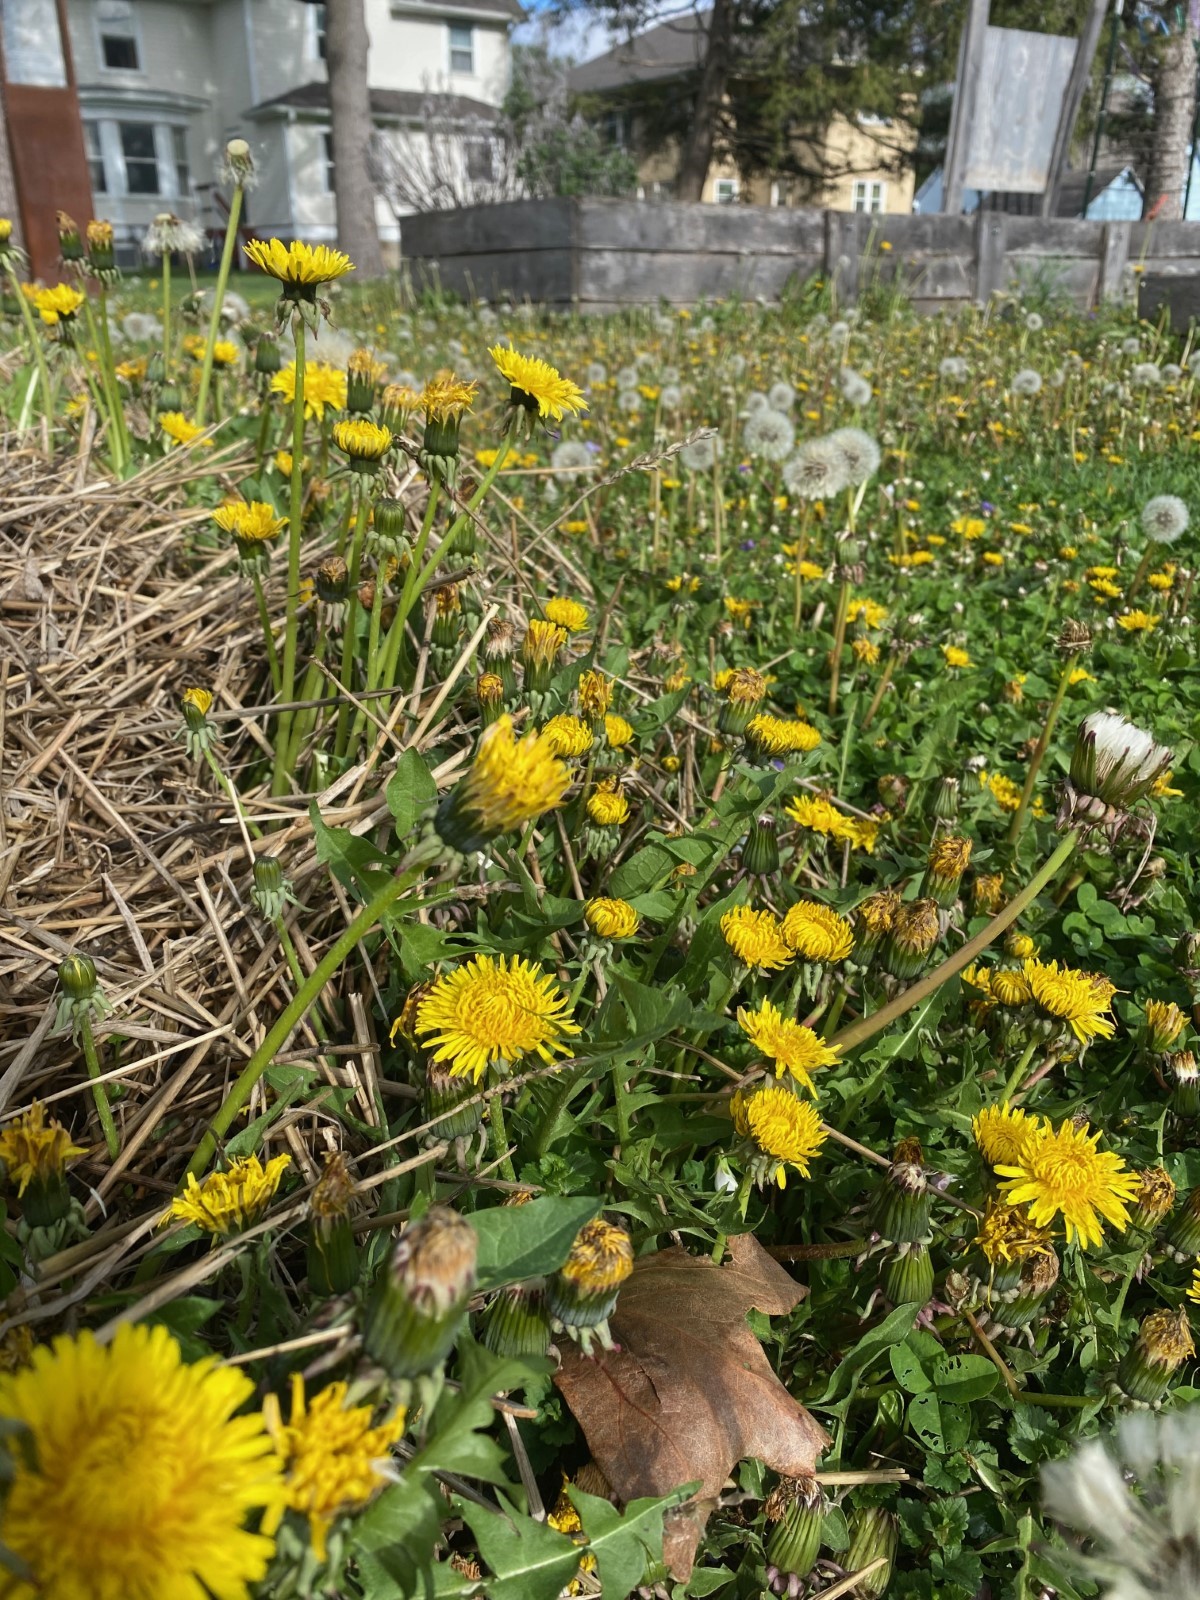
251 571 282 694
861 651 898 732
161 249 172 377
185 844 439 1178
79 1014 120 1163
1001 1038 1040 1101
195 180 243 428
1007 658 1072 843
334 483 373 758
830 828 1082 1057
80 295 122 473
487 1093 518 1183
828 575 852 716
1127 540 1159 602
378 479 439 693
272 315 307 797
7 264 54 430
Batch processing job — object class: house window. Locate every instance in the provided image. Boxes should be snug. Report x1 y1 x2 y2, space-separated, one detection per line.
120 121 159 194
852 180 886 214
311 3 326 60
465 135 495 182
322 131 335 193
98 0 139 71
601 108 634 148
83 120 107 193
173 127 190 198
714 178 739 205
449 24 473 73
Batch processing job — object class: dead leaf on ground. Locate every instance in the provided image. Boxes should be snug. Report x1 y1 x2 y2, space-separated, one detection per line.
554 1233 829 1579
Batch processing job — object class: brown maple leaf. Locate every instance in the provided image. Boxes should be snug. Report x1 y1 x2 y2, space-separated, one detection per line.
554 1233 829 1579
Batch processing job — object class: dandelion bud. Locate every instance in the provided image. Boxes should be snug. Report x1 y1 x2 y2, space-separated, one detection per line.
158 381 183 411
879 897 940 982
333 418 392 474
0 217 14 267
930 774 959 823
584 897 640 943
372 496 409 558
764 1476 826 1588
844 1507 898 1599
581 781 630 861
314 555 348 610
0 1103 86 1230
996 1246 1061 1331
363 1206 477 1378
873 1138 933 1244
421 1059 483 1143
251 856 293 922
58 953 98 1004
717 668 769 737
418 373 477 485
1175 931 1200 982
881 1241 934 1306
479 1285 552 1359
1166 1186 1200 1260
85 218 116 276
1116 1305 1194 1406
254 333 280 376
224 137 255 186
180 686 215 759
56 210 83 261
476 671 506 725
922 834 972 909
380 382 420 432
545 1218 633 1350
306 1151 359 1297
430 584 462 651
853 887 901 957
1130 1166 1176 1233
1170 1050 1200 1117
521 618 567 695
740 814 781 879
347 347 381 414
973 872 1005 914
1067 711 1172 816
1144 999 1188 1054
578 668 613 725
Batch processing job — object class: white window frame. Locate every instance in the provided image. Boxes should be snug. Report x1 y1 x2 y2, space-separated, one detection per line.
116 118 162 196
83 118 108 194
852 179 886 214
448 23 474 74
321 128 335 193
307 3 326 62
95 0 143 75
713 177 739 205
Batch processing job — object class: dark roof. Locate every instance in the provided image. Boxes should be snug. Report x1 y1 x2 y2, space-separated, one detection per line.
568 12 708 94
1056 164 1141 217
251 81 497 121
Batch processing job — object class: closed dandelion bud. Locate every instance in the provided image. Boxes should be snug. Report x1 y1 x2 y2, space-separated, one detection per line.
1165 1186 1200 1259
873 1138 933 1244
930 774 959 823
254 333 281 376
58 953 98 1005
56 210 83 261
881 1241 934 1306
854 888 901 956
54 952 111 1041
145 350 166 387
476 672 506 725
973 872 1005 914
999 1248 1060 1329
180 686 215 758
1117 1305 1194 1406
844 1507 898 1598
85 219 116 276
877 773 908 811
717 667 768 737
333 418 392 474
316 554 349 606
251 856 293 922
743 815 781 878
521 618 566 694
546 1218 633 1337
224 137 256 186
1144 999 1188 1054
880 898 940 982
363 1206 477 1378
479 1285 552 1359
1131 1166 1176 1233
306 1151 359 1297
431 585 462 649
0 217 13 268
582 782 630 860
1170 1050 1200 1117
371 496 410 559
1068 712 1172 816
1175 931 1200 983
347 347 380 414
158 382 183 412
922 834 972 909
764 1476 826 1586
358 578 376 613
421 1060 483 1142
1004 930 1036 961
418 374 478 486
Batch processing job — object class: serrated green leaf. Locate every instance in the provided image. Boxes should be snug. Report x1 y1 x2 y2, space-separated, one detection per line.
387 748 438 842
472 1195 602 1292
569 1484 690 1599
456 1492 582 1600
310 800 393 897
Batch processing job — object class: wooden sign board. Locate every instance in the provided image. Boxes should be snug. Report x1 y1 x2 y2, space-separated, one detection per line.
963 27 1078 194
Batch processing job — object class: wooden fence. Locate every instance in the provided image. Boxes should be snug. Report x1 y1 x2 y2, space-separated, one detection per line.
400 197 1200 316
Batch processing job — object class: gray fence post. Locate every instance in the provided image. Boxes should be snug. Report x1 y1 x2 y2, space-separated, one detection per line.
975 211 1007 303
1097 220 1131 304
824 210 861 307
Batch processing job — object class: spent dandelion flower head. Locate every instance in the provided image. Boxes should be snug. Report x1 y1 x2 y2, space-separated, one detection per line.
420 372 479 422
143 211 204 257
262 1375 404 1563
782 436 850 501
743 407 795 461
0 1323 280 1598
578 669 612 720
974 1198 1054 1267
488 343 587 423
720 905 794 971
996 1117 1138 1248
781 900 855 964
737 1000 839 1095
168 1152 292 1236
731 1084 827 1188
827 426 881 485
415 954 580 1081
435 714 571 852
1011 368 1043 396
1141 493 1189 545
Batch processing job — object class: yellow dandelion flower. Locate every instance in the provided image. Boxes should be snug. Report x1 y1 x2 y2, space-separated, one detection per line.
720 905 793 971
604 712 634 748
489 344 587 421
784 793 849 838
584 897 640 940
781 900 855 964
1152 770 1183 798
32 283 84 325
420 373 479 422
244 237 355 287
722 667 769 707
415 954 580 1081
748 715 822 757
1069 666 1095 685
996 1118 1138 1248
0 1102 85 1196
0 1323 280 1598
973 1101 1045 1167
271 361 348 421
983 771 1023 812
586 787 630 827
736 1000 839 1095
541 714 594 759
168 1152 292 1235
731 1084 827 1188
160 411 209 448
438 714 571 848
1144 998 1188 1051
991 968 1033 1006
522 617 568 668
333 418 392 463
1117 610 1160 633
943 644 972 669
211 339 240 368
1023 957 1116 1045
212 501 287 543
262 1375 404 1563
1148 571 1174 592
544 597 589 632
974 1199 1054 1266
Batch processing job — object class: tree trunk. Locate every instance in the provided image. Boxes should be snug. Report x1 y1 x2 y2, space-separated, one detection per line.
325 0 385 276
674 0 734 203
1145 14 1198 220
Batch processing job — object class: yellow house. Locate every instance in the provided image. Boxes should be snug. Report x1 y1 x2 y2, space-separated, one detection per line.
569 14 916 213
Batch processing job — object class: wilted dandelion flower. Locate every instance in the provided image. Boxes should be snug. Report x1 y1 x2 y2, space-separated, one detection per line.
0 1323 280 1598
731 1084 827 1188
782 437 849 501
415 955 579 1081
974 1199 1054 1268
743 407 795 461
737 1000 839 1095
827 426 881 485
996 1118 1137 1248
720 905 793 971
1011 368 1043 396
143 212 204 257
168 1153 292 1235
1141 494 1189 546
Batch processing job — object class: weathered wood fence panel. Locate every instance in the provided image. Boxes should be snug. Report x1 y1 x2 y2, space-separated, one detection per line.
401 196 1200 316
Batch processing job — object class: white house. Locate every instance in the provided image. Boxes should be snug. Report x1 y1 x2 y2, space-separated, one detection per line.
68 0 519 261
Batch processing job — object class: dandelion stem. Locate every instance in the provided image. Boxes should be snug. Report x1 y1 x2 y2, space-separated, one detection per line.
79 1014 120 1162
251 572 282 693
486 1093 518 1182
195 181 243 428
7 264 54 434
827 575 851 716
272 315 306 798
161 250 172 377
861 651 898 731
1001 1038 1040 1100
1007 659 1072 843
830 829 1082 1056
334 481 372 756
1127 540 1159 602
